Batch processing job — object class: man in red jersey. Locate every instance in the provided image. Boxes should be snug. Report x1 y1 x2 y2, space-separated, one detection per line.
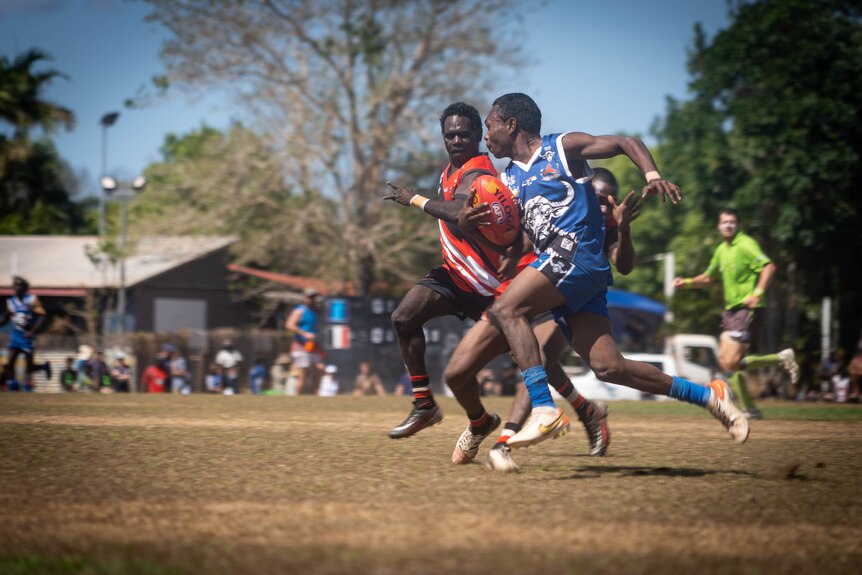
384 102 504 440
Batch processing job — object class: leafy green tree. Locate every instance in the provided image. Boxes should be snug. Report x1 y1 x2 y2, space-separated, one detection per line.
655 0 862 359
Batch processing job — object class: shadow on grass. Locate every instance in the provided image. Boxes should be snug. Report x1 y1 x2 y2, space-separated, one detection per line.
558 465 757 480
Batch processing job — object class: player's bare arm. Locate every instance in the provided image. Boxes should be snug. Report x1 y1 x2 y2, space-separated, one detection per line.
561 132 682 205
285 308 315 341
25 297 47 338
672 273 714 290
607 190 641 275
743 262 776 308
383 171 484 224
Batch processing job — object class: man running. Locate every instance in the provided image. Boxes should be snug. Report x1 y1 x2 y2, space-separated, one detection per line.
1 276 49 391
673 208 799 419
446 167 641 471
384 102 504 440
476 92 749 447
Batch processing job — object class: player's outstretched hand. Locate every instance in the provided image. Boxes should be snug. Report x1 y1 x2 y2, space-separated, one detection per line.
641 177 682 205
383 181 417 206
608 190 642 233
457 189 490 234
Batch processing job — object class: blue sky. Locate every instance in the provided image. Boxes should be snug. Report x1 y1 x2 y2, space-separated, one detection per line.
0 0 729 197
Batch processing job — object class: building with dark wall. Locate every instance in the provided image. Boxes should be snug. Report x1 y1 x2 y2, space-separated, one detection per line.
0 235 248 336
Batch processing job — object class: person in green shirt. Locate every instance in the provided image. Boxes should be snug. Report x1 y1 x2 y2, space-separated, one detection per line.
673 208 799 420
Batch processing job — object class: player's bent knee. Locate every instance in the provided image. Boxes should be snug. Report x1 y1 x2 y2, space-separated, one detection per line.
592 357 625 383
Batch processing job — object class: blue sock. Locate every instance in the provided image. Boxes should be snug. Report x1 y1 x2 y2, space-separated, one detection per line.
522 366 556 408
668 376 711 407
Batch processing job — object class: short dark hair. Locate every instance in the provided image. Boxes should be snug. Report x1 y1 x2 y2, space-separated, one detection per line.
591 167 618 191
13 276 29 291
718 207 739 221
491 93 542 135
440 102 482 134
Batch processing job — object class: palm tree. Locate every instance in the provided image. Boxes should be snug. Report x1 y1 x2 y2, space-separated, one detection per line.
0 48 75 172
0 48 74 134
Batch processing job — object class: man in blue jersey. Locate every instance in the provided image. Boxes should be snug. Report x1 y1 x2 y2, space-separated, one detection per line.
1 276 49 391
285 287 322 395
475 93 749 447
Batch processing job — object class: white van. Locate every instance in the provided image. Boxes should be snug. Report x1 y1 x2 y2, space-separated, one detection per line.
559 334 720 401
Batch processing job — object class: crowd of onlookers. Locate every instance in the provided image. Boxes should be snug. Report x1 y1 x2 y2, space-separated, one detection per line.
799 346 862 403
34 337 527 397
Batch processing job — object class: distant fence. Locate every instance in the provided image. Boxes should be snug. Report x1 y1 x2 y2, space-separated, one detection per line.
1 307 477 394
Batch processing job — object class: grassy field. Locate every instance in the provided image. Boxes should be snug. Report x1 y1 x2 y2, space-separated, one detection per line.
1 394 861 575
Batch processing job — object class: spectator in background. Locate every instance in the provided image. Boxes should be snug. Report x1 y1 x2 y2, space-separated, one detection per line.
478 368 501 397
215 340 243 393
142 359 168 393
497 361 522 397
249 357 267 395
170 348 190 394
286 287 322 395
60 356 76 392
205 363 224 394
353 361 387 396
111 352 132 393
75 345 93 391
318 364 340 396
394 370 411 396
270 353 293 395
88 350 111 393
848 346 862 403
816 351 840 402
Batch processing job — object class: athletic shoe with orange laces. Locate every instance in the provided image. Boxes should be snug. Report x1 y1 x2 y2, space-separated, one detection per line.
506 405 570 449
706 379 750 444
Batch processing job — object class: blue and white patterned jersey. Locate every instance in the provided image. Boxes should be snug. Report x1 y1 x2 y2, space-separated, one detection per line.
503 133 612 286
7 294 42 351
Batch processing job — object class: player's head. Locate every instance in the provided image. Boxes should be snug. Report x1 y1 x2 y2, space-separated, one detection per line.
12 276 28 296
484 93 542 159
717 207 740 240
440 102 482 168
591 167 619 219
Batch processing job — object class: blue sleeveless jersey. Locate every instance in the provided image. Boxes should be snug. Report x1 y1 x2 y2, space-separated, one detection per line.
7 294 39 351
293 304 317 344
503 133 612 287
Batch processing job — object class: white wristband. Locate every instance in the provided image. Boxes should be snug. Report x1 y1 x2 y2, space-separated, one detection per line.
645 170 661 182
409 195 430 211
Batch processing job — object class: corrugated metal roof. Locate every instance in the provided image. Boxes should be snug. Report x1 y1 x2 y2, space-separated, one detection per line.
0 236 235 289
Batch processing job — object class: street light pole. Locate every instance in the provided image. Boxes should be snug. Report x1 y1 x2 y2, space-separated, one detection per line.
100 175 146 335
98 112 120 237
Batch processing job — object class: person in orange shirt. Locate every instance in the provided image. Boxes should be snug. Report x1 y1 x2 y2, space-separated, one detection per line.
142 360 167 393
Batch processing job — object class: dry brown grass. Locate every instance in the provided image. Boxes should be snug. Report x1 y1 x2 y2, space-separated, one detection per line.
1 394 861 574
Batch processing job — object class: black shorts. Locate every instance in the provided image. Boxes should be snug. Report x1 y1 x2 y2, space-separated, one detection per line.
418 266 495 321
720 307 763 343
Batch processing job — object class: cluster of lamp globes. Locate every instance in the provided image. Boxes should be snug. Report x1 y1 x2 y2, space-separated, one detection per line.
100 175 147 194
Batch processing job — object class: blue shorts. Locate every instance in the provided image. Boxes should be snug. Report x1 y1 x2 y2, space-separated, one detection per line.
531 252 609 339
8 333 34 354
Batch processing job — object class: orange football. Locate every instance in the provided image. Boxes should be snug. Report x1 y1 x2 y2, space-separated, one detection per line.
469 174 520 246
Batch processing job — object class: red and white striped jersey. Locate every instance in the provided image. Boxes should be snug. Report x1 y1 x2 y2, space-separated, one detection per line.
437 154 504 297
